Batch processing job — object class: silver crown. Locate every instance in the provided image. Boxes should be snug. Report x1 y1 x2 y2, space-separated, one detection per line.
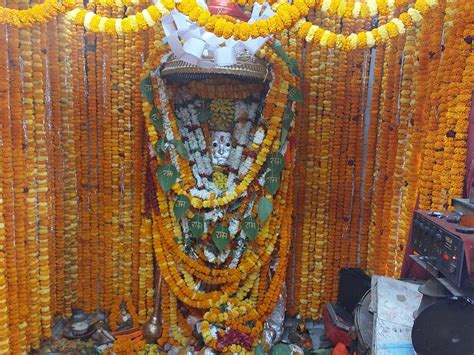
159 51 272 83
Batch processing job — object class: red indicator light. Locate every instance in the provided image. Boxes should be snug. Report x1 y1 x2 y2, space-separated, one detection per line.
453 256 457 260
443 254 449 261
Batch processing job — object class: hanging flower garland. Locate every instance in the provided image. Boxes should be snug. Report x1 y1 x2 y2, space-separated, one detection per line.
0 0 74 27
65 1 172 36
231 0 410 19
316 0 410 19
296 0 438 50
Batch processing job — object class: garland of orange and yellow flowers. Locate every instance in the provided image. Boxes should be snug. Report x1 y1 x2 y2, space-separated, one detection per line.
233 0 411 19
296 0 438 50
0 0 74 27
64 0 437 48
140 41 295 349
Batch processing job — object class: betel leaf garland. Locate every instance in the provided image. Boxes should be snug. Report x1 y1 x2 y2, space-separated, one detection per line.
242 216 258 241
157 165 178 192
173 194 190 219
257 197 273 224
212 224 230 252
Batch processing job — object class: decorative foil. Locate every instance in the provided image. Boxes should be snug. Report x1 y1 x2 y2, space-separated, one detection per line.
160 2 273 69
263 284 286 346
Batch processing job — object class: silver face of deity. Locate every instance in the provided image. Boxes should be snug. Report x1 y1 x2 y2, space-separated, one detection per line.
211 131 232 166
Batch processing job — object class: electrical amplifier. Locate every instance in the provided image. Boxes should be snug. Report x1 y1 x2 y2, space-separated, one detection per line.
411 210 474 289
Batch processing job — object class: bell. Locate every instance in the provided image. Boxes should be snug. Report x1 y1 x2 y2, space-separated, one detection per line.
206 0 249 21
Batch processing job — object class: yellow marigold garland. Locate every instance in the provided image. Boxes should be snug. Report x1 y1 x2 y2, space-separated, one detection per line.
66 2 169 36
296 0 438 50
0 0 74 27
316 0 411 19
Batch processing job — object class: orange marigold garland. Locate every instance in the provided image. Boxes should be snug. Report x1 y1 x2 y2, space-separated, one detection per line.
416 0 446 209
366 33 395 274
347 17 368 270
326 17 348 302
59 16 79 316
47 15 67 317
10 4 31 351
100 8 114 311
18 0 42 345
110 13 121 301
84 8 100 313
298 32 317 318
95 5 107 311
131 24 146 312
0 21 12 354
359 36 385 271
387 24 415 275
121 29 134 299
71 18 88 311
32 15 53 333
1 16 25 353
138 217 152 324
435 1 474 209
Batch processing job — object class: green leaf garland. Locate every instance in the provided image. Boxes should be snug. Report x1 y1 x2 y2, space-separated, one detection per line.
157 165 178 192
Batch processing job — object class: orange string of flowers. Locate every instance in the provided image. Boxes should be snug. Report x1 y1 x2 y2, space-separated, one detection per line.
0 18 23 353
58 15 79 315
48 15 66 317
18 0 42 344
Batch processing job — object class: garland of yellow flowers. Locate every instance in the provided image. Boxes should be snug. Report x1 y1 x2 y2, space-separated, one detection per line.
316 0 410 19
233 0 410 19
0 0 74 27
297 0 438 50
66 2 171 36
65 0 437 47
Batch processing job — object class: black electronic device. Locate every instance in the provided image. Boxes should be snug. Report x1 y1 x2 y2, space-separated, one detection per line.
410 210 474 289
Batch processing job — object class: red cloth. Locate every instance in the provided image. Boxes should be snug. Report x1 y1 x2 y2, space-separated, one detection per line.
323 306 351 347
